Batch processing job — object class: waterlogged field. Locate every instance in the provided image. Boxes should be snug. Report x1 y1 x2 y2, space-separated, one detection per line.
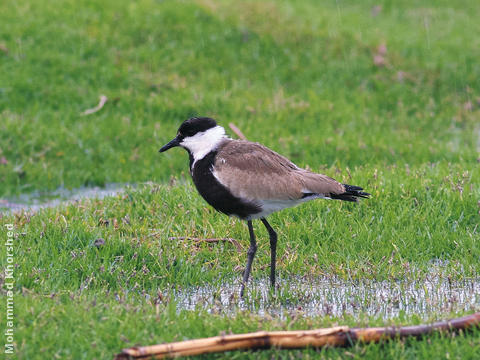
1 0 480 358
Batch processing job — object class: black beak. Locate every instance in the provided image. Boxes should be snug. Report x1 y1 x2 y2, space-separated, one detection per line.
159 137 180 152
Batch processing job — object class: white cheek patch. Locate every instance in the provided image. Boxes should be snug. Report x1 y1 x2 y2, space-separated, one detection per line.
181 126 226 165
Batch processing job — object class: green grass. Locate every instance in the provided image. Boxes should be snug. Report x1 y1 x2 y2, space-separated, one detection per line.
1 0 479 196
1 0 480 358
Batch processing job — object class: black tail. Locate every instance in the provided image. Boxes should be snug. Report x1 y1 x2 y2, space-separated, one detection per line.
330 184 370 202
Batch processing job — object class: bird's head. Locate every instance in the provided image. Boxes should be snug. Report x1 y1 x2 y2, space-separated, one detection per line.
159 117 227 159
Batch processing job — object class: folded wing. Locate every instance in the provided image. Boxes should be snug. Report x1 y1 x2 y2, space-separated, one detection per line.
213 140 345 201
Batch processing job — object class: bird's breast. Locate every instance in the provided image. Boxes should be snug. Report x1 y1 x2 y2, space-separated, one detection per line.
191 151 261 219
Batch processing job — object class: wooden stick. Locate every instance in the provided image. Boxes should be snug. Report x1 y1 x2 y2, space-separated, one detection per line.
114 312 480 359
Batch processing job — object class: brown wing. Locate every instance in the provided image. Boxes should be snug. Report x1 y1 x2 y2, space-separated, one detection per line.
213 140 345 201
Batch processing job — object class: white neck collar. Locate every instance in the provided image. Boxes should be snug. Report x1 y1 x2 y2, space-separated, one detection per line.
181 125 227 165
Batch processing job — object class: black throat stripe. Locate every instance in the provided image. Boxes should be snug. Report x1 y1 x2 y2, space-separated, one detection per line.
191 151 261 219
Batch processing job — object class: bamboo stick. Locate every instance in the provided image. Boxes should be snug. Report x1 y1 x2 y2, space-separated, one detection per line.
114 312 480 359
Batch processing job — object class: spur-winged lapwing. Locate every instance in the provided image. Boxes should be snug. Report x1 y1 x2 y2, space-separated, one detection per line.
159 117 369 296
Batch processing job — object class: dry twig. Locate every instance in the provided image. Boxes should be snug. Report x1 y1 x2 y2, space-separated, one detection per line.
115 312 480 359
168 236 243 253
228 123 247 140
80 95 108 116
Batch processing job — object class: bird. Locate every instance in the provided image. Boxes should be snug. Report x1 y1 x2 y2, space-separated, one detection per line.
159 117 370 296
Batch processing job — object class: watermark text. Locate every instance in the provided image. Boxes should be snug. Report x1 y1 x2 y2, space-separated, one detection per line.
4 224 15 355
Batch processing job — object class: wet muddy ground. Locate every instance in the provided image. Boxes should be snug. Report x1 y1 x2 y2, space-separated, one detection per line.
0 183 127 213
172 274 480 320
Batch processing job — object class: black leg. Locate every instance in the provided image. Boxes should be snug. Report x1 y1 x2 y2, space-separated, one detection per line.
240 220 257 297
261 218 277 290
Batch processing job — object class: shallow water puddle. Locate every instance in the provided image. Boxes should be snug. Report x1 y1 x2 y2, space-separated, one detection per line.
0 183 128 213
173 274 480 319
